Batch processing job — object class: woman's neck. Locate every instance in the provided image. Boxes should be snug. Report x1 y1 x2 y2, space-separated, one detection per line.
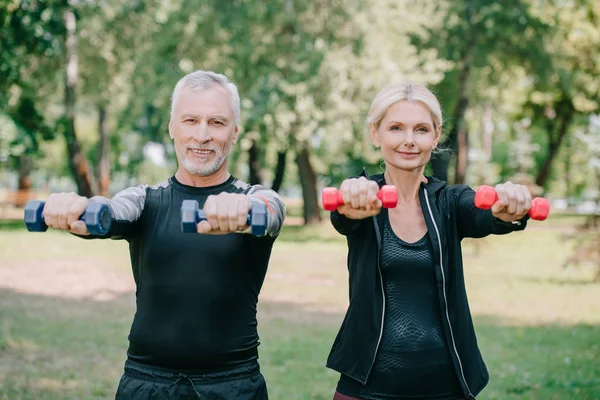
384 166 425 203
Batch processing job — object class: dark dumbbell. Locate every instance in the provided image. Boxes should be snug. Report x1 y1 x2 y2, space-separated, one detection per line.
24 200 113 235
180 200 268 236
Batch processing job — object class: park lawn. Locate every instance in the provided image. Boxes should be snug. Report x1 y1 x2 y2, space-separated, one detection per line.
0 215 599 399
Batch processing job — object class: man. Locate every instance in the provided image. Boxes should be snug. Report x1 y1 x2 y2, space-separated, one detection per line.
41 70 286 399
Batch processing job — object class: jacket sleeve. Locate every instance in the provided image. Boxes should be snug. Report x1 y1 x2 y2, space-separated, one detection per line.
74 185 147 240
247 185 286 237
330 210 366 235
454 185 528 239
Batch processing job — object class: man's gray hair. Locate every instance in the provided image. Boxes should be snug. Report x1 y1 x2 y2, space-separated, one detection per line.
170 70 241 125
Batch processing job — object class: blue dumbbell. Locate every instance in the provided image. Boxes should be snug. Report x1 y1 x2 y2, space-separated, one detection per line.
24 200 113 235
181 199 267 236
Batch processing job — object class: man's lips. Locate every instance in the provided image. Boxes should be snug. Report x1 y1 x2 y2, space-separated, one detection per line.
188 148 214 155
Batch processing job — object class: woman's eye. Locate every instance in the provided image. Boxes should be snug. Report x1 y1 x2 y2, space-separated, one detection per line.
390 126 401 131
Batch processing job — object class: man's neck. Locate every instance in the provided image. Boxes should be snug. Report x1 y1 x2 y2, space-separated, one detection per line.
175 166 231 188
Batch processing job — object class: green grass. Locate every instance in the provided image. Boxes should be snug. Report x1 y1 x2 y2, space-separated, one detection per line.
0 216 599 399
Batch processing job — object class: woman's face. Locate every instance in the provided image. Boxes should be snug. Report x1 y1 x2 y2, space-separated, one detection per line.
371 100 441 172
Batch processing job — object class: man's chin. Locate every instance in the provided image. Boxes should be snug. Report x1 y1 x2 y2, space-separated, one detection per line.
183 161 221 177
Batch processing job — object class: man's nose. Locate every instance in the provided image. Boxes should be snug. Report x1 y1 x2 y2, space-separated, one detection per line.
196 121 211 142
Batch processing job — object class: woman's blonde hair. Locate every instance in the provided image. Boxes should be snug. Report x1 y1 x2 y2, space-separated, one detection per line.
367 83 443 134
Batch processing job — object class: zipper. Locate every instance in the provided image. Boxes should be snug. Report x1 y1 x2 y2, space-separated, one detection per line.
365 215 386 382
424 189 475 399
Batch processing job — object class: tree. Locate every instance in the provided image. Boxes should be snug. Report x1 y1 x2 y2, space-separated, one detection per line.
62 3 95 197
317 0 449 185
0 0 65 197
77 0 144 196
523 0 600 190
413 0 551 184
563 115 600 281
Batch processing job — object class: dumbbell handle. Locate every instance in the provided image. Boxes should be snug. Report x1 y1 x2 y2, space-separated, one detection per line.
321 185 398 211
181 200 268 236
194 209 252 225
474 185 550 221
24 200 112 235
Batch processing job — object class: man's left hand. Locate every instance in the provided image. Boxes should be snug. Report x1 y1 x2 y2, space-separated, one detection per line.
197 193 251 234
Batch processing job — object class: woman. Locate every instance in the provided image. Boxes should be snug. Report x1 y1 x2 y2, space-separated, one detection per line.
327 83 532 400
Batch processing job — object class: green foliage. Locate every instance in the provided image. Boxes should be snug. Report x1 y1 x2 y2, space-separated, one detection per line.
0 0 598 198
0 0 66 167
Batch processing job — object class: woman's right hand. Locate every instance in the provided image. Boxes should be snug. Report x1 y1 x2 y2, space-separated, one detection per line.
336 177 383 219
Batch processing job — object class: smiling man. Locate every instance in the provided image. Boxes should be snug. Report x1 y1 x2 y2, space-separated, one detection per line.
39 70 286 399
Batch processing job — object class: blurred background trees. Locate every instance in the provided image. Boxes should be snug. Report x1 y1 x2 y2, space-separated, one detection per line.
1 0 598 224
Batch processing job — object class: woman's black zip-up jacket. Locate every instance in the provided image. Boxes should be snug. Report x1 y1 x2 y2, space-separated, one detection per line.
326 170 529 399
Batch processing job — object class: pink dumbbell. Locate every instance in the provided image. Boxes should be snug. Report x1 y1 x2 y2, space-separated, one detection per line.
474 185 550 221
321 185 398 211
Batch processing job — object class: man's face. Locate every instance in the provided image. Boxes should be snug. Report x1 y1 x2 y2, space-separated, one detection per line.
169 85 238 177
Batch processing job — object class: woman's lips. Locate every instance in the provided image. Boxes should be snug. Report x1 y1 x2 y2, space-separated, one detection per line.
397 151 419 158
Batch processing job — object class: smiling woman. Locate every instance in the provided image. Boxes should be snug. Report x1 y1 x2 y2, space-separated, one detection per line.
325 82 536 400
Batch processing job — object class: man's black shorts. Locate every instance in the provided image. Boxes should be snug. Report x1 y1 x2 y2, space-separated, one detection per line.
115 359 268 399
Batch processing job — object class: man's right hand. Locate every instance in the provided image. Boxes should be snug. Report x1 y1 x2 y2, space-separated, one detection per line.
336 177 383 220
42 192 90 235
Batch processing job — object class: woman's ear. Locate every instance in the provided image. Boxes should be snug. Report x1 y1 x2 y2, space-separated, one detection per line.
370 123 381 148
433 124 442 149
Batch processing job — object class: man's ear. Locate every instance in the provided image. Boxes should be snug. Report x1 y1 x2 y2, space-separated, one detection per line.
370 123 380 148
169 120 174 139
232 126 239 144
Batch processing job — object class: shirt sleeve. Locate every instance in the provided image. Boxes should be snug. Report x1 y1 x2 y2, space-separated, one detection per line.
454 184 528 239
246 185 286 237
329 210 365 236
79 185 147 240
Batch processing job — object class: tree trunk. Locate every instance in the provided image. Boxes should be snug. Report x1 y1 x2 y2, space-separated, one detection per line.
271 150 287 193
248 140 262 185
64 8 94 198
454 126 469 184
16 155 32 207
98 105 110 197
482 103 493 161
535 107 574 188
432 63 471 183
295 145 321 225
563 133 572 198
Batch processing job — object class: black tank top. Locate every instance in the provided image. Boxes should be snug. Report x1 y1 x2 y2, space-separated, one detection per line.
337 215 462 399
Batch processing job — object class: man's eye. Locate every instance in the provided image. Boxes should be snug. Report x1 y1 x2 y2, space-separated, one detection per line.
212 121 224 126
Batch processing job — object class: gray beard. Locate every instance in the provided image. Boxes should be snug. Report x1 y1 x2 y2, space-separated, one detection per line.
180 147 230 177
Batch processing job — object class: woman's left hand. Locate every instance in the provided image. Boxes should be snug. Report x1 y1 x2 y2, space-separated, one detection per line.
491 182 532 222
